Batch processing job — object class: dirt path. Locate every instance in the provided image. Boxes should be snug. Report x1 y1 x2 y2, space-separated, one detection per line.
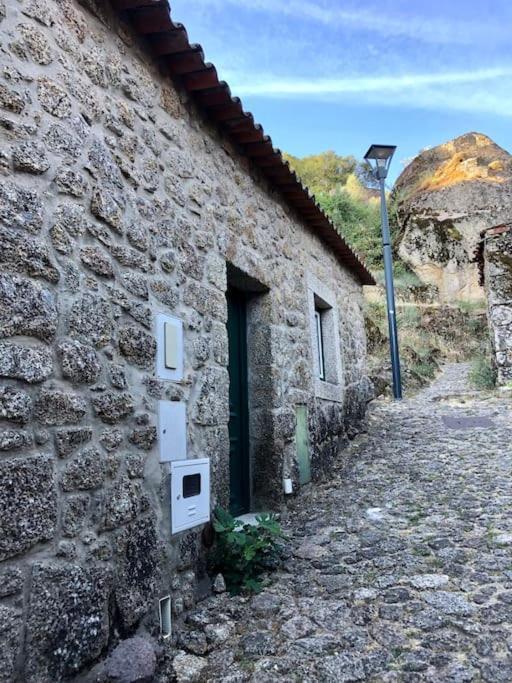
165 364 512 682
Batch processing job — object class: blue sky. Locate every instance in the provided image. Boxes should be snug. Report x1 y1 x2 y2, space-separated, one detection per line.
171 0 512 183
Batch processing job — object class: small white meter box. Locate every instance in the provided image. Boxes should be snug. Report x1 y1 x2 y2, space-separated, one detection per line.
170 459 210 534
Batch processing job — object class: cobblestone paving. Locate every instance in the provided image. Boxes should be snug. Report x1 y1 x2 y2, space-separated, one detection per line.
169 364 512 682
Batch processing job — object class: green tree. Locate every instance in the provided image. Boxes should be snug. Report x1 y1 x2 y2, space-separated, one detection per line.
283 150 357 195
318 188 383 269
285 151 407 273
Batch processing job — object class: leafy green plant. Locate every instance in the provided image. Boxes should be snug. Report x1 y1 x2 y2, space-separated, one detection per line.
211 507 285 594
469 354 496 390
319 188 383 269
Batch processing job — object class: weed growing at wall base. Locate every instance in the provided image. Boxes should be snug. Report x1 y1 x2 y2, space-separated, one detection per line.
211 508 286 594
469 355 497 390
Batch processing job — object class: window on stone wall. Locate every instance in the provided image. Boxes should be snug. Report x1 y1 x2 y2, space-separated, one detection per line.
307 272 344 403
314 295 336 383
314 305 326 381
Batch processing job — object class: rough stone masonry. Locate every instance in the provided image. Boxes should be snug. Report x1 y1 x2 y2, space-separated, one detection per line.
483 224 512 384
0 1 371 681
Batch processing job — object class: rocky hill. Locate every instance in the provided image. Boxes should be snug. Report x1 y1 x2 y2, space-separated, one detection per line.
394 132 512 302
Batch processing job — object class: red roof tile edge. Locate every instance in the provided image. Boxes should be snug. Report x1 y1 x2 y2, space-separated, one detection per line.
110 0 375 285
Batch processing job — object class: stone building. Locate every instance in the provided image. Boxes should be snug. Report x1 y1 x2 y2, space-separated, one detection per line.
480 224 512 384
0 1 373 680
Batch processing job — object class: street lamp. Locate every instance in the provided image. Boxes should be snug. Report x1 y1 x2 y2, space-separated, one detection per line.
364 144 402 400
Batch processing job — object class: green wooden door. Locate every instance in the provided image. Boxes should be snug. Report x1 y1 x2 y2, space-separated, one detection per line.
227 289 250 515
296 405 311 485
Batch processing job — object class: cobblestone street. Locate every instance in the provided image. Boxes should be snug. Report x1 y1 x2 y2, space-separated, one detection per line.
168 364 512 682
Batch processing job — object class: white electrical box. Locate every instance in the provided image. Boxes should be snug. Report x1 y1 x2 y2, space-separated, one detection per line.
158 401 187 462
156 314 183 381
170 459 210 534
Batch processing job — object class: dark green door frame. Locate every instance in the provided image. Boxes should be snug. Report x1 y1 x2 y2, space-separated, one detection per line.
226 288 250 516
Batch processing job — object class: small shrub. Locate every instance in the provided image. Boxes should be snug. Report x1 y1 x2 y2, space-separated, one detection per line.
466 315 486 337
469 355 496 390
397 305 421 329
394 271 423 289
411 361 437 380
211 507 285 594
457 299 486 314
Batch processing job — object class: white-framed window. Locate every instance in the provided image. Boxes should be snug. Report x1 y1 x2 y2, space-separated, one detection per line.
314 308 325 381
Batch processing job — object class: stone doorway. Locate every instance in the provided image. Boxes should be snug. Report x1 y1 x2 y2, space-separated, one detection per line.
225 264 273 513
226 286 250 516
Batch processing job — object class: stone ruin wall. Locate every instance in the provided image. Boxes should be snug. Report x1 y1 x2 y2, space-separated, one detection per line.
0 1 370 680
483 225 512 384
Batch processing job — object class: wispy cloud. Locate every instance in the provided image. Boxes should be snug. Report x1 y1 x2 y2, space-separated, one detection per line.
230 68 512 97
224 67 512 117
183 0 510 46
172 1 512 118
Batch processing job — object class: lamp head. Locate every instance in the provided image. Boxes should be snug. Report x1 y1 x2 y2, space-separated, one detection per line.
364 144 396 179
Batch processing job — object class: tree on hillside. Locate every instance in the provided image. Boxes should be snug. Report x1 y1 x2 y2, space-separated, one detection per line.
284 151 405 273
283 150 357 195
318 187 383 269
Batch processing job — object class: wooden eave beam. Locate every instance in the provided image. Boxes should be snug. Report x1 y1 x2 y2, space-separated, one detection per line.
182 68 219 91
112 0 164 9
194 88 233 107
151 31 192 56
166 49 205 76
208 102 243 121
130 6 173 33
231 130 266 144
244 142 274 158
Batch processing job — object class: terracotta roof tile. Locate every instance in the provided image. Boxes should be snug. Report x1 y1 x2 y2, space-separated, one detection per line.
110 0 375 285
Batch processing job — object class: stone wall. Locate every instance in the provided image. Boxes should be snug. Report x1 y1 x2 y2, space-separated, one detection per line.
0 1 370 680
483 225 512 384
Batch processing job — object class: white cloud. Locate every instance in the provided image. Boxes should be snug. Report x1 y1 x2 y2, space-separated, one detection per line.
182 0 510 46
171 1 512 117
230 68 512 96
224 67 512 117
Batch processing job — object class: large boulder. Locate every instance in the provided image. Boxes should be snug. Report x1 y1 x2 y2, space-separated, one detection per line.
395 132 512 302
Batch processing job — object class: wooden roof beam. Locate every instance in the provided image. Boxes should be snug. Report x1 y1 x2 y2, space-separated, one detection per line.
112 0 165 9
150 30 190 56
130 5 173 33
182 67 220 91
166 49 205 76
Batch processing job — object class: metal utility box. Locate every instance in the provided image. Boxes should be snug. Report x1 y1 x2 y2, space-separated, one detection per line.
158 401 187 463
170 459 210 534
156 313 183 381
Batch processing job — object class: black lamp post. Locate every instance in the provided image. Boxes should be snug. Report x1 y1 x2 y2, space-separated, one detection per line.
364 144 402 400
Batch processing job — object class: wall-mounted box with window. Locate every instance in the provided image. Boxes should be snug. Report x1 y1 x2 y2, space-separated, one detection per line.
307 273 344 402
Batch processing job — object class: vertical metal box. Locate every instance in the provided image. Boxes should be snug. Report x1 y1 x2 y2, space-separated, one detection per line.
158 401 187 463
170 459 210 534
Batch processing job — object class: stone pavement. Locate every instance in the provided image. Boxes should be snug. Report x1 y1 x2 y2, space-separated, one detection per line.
166 363 512 682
